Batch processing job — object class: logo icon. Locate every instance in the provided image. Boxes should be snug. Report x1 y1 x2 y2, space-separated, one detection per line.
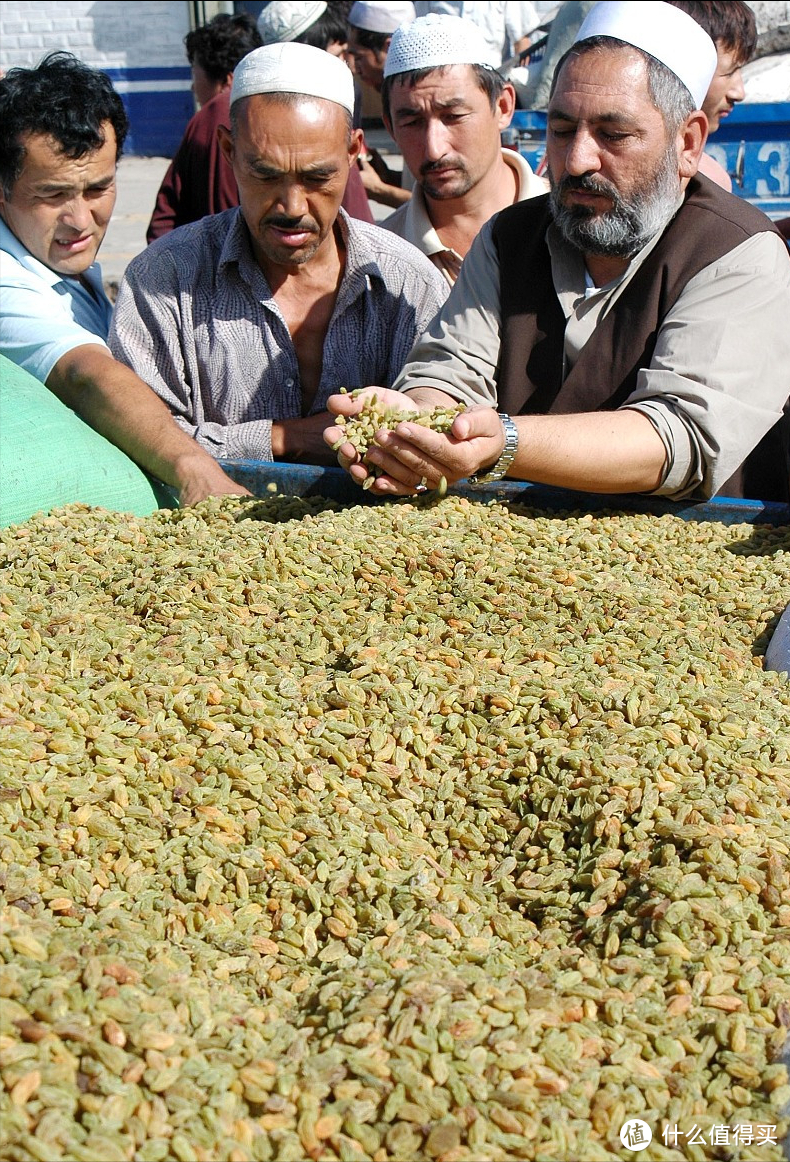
620 1120 653 1151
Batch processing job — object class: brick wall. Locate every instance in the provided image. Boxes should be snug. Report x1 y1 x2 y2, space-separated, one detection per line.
0 2 196 155
0 1 190 70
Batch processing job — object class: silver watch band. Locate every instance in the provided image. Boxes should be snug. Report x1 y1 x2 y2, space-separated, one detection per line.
468 414 519 485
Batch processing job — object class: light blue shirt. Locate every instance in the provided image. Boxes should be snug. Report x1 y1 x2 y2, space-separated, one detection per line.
0 217 112 384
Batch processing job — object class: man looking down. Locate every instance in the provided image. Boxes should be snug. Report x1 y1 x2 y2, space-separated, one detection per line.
109 43 447 465
382 13 547 285
0 52 249 505
327 0 790 502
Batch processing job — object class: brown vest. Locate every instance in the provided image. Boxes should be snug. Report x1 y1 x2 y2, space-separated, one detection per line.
491 175 789 502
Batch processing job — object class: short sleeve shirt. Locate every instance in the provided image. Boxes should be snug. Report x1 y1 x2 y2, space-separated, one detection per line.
0 217 112 384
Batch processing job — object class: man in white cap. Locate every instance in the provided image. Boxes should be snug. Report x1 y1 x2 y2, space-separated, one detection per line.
381 13 547 285
347 1 416 91
327 1 790 503
347 1 416 208
109 43 447 466
256 1 375 224
413 2 542 70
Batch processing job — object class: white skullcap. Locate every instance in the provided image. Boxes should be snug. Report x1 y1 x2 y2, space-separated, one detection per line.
257 2 327 45
384 13 499 78
348 2 416 35
231 42 355 115
573 1 717 110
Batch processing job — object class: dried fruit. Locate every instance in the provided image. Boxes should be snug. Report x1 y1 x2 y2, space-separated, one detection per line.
1 495 788 1160
331 391 462 489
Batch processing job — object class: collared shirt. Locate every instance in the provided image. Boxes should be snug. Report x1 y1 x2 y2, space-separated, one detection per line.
0 217 112 384
109 208 448 462
392 212 790 499
383 149 548 285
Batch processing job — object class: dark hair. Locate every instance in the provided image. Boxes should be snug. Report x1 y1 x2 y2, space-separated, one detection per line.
185 13 262 84
0 51 128 197
381 63 505 122
296 4 350 51
550 38 694 132
664 1 756 65
347 23 391 53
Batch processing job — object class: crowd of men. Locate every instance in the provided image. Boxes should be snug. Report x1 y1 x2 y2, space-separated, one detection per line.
1 0 788 507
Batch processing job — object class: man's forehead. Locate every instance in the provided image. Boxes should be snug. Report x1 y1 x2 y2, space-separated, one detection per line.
549 47 651 114
390 64 484 105
240 92 346 128
19 128 117 178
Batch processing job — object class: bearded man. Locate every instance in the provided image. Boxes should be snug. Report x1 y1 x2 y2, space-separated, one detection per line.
327 0 790 503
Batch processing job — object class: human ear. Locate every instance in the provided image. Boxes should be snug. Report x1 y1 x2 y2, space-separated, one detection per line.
347 127 364 169
497 83 517 130
678 110 708 180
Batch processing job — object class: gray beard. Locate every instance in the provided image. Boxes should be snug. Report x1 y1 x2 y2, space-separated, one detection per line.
549 148 681 258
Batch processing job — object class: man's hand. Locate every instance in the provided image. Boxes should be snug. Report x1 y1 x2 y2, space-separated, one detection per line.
325 388 422 487
173 453 252 506
271 411 342 464
326 393 504 495
365 406 505 494
357 156 411 208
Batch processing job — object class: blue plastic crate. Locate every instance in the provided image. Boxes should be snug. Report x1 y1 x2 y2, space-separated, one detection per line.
215 460 790 526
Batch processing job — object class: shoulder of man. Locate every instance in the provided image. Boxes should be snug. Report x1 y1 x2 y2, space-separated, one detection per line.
344 215 448 294
125 208 240 281
379 201 410 239
683 173 788 245
491 190 553 246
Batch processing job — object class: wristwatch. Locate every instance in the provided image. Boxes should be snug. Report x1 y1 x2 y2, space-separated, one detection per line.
468 413 519 485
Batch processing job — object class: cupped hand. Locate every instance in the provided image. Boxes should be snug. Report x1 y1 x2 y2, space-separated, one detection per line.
361 406 506 496
324 387 422 485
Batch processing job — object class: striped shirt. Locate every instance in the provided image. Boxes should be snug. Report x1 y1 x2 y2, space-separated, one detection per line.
109 208 448 461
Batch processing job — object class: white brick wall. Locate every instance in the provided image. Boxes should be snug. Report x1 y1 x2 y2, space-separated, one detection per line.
0 1 191 71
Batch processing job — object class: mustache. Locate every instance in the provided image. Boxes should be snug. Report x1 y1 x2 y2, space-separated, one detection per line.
555 173 620 201
265 216 319 233
419 157 465 177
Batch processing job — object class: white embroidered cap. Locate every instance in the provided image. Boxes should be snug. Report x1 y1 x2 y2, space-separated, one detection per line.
257 2 327 45
384 12 499 79
231 42 355 115
348 2 416 35
572 0 717 109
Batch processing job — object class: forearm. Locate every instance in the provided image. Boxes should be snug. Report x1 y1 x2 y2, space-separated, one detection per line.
362 404 667 497
48 345 249 502
357 159 411 208
508 408 667 493
403 386 461 411
271 413 339 465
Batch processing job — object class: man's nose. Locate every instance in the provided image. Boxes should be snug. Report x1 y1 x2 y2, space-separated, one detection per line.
278 182 309 219
61 196 94 231
563 128 601 176
422 117 454 161
728 67 745 103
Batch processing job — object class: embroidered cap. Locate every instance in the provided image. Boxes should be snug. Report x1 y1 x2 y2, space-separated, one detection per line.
572 0 717 109
384 12 499 79
257 2 327 45
231 42 355 115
